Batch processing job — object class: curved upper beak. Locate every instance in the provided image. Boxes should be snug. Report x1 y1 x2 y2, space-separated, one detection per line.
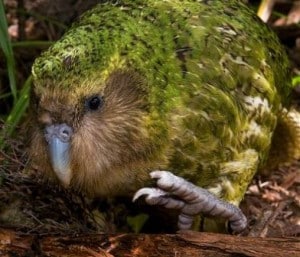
44 124 73 187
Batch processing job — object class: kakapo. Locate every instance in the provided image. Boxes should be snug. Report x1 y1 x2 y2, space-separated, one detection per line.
30 0 300 232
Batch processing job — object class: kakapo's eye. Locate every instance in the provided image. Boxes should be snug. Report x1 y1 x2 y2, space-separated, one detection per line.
85 95 104 111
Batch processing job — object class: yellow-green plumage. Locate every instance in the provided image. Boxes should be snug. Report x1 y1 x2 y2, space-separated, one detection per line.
31 0 296 231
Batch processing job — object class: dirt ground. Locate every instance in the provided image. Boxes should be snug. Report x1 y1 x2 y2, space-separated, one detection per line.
0 0 299 238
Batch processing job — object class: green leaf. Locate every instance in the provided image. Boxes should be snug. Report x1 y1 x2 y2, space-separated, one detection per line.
292 76 300 87
0 0 17 104
127 213 149 233
0 76 32 149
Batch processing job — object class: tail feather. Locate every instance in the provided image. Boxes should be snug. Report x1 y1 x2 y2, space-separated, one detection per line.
264 107 300 172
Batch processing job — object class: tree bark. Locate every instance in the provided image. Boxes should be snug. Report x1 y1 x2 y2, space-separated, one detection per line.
0 228 299 257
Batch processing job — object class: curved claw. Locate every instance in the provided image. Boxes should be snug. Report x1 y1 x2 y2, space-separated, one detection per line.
133 187 185 209
133 188 167 202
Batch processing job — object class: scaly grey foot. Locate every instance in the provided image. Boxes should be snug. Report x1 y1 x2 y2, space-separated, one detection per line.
133 171 247 232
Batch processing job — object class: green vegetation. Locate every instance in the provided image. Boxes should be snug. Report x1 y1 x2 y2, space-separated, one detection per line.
0 2 57 149
0 0 31 148
0 0 17 104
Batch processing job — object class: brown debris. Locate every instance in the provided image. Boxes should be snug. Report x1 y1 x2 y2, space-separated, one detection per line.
242 162 300 237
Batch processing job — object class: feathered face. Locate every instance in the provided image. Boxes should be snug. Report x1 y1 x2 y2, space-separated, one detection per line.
30 70 154 197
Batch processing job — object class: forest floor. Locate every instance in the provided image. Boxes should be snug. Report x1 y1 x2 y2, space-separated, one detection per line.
0 0 299 239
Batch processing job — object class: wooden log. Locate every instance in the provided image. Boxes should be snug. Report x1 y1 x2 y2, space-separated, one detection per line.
0 228 299 257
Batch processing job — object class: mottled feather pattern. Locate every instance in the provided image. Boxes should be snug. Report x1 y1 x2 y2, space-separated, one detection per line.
31 0 294 206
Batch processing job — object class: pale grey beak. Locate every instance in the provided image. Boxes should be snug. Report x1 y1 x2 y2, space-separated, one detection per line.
44 124 73 187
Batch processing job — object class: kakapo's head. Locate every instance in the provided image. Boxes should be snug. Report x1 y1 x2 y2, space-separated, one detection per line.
29 1 197 197
29 5 175 197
